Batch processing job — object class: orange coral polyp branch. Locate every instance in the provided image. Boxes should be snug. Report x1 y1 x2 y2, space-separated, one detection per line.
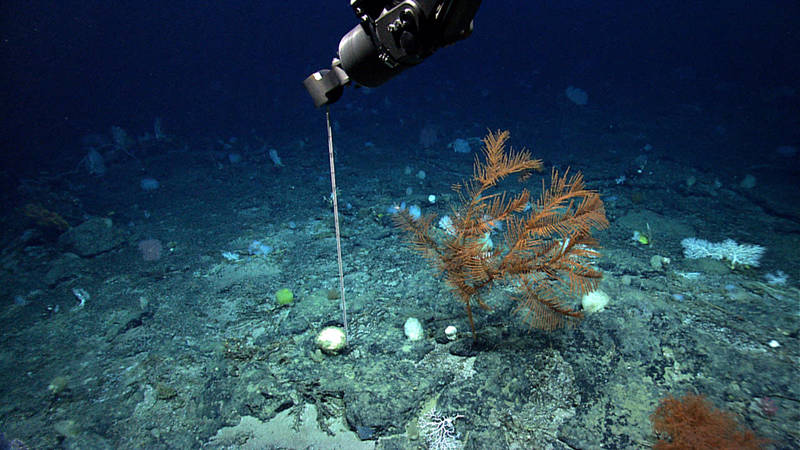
395 130 608 340
651 393 767 449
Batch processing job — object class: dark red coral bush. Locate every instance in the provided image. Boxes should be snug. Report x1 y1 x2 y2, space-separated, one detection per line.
651 393 766 450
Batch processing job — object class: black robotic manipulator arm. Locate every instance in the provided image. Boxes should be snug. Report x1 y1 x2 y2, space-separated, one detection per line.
303 0 482 107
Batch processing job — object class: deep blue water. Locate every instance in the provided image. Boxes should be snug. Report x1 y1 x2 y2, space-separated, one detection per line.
1 1 799 448
2 1 797 172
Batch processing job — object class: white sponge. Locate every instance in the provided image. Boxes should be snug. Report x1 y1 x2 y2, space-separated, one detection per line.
404 317 424 341
681 237 765 269
582 290 610 313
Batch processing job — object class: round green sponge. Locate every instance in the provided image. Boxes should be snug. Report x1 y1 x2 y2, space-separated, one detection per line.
275 288 294 306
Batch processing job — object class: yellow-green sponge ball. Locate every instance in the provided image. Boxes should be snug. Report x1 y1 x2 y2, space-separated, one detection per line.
275 288 294 305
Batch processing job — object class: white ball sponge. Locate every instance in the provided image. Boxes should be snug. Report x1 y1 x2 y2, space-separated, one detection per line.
582 290 610 314
404 317 424 341
315 326 346 354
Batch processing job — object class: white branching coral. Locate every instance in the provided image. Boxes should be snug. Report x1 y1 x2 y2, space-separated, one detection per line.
418 409 464 450
681 237 765 269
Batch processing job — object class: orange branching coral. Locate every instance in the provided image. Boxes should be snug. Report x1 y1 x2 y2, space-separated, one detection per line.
22 203 70 232
394 130 608 340
651 393 767 450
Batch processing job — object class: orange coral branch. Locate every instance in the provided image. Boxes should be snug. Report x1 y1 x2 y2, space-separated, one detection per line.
395 130 608 341
651 393 767 449
22 203 69 232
